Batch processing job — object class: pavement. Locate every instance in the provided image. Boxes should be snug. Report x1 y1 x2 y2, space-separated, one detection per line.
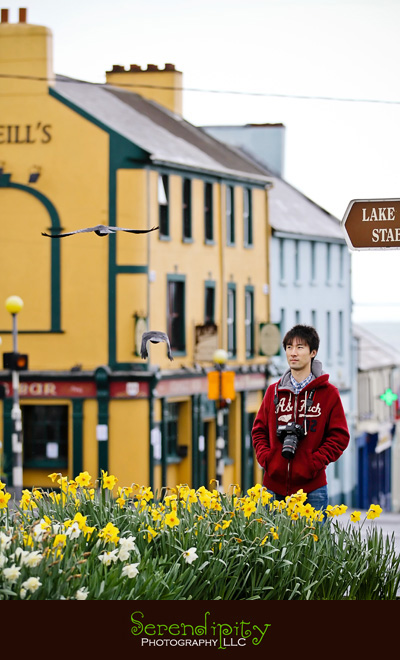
335 508 400 554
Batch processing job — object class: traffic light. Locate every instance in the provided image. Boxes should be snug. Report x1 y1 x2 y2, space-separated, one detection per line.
3 352 28 371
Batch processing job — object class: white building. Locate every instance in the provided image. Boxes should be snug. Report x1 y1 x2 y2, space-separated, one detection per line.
353 323 400 511
202 123 356 505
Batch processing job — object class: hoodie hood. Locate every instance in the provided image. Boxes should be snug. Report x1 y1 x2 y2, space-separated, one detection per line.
279 359 326 392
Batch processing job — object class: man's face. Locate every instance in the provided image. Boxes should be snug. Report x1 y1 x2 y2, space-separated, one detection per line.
285 337 316 374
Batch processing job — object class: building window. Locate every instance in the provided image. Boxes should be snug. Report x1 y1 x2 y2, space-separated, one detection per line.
158 174 169 238
295 310 301 324
167 276 186 353
182 178 192 240
245 286 254 358
311 309 317 329
339 245 345 284
221 408 230 459
279 238 285 282
205 281 216 324
164 402 179 458
22 405 68 469
326 243 331 284
243 188 253 247
338 310 344 358
326 310 331 361
226 185 235 245
227 283 236 358
311 242 316 282
295 240 300 282
204 182 214 243
280 307 286 357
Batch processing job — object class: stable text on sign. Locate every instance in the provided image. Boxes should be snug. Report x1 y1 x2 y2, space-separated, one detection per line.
341 198 400 250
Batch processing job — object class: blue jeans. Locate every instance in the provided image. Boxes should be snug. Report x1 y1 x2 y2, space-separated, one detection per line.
266 485 328 516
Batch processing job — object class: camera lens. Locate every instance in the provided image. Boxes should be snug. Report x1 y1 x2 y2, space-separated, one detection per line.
281 434 299 460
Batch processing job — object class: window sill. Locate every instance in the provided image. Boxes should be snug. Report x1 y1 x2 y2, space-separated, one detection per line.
204 239 216 246
23 460 68 470
182 237 194 244
159 234 171 242
154 455 184 465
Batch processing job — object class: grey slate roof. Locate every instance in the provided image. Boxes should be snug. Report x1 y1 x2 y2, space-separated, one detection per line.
353 323 400 371
53 76 270 184
268 175 345 242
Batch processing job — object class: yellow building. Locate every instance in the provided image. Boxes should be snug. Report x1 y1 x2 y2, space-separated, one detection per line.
0 9 273 494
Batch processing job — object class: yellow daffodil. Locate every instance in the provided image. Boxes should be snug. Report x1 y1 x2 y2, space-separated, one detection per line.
48 472 60 483
99 521 120 544
164 494 178 508
146 526 158 542
53 533 67 548
83 526 96 540
0 490 11 508
302 503 314 517
311 534 318 542
243 499 257 518
260 490 273 506
0 479 6 490
367 504 383 520
164 511 180 528
350 511 361 523
208 496 221 511
116 496 126 509
101 470 118 490
75 471 92 487
325 505 337 518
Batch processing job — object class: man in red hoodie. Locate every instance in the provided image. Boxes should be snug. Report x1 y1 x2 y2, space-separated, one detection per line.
252 324 349 512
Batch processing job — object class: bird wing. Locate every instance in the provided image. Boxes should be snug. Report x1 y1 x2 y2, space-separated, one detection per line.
41 226 101 238
140 334 149 359
107 226 159 234
140 331 174 361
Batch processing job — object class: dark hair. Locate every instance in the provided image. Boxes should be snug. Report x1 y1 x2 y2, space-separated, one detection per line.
282 324 320 354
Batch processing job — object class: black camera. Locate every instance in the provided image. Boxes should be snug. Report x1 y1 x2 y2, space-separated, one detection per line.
276 422 305 460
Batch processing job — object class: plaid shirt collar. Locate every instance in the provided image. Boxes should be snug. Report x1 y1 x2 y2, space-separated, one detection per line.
290 372 313 395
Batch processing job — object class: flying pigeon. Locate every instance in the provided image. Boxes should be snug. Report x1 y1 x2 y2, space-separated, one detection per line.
140 331 174 361
42 224 159 238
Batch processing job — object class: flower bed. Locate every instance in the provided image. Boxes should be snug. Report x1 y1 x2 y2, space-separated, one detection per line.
0 472 399 600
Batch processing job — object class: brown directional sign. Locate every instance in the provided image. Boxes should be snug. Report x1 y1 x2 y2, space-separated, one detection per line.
341 198 400 250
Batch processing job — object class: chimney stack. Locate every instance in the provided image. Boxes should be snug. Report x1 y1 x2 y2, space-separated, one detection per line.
105 62 183 116
0 8 54 92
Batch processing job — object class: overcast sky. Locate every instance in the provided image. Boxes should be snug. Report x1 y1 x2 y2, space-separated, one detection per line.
4 0 400 322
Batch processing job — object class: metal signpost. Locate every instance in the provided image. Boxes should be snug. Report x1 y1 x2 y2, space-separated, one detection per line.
4 296 25 500
207 349 235 492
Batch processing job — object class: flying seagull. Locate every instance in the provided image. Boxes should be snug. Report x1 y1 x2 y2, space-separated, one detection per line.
42 224 159 238
140 331 174 361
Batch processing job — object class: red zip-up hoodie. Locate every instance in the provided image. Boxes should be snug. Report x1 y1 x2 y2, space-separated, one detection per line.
252 360 350 496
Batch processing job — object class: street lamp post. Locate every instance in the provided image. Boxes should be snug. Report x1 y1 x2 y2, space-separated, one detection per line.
5 295 24 500
213 348 228 492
